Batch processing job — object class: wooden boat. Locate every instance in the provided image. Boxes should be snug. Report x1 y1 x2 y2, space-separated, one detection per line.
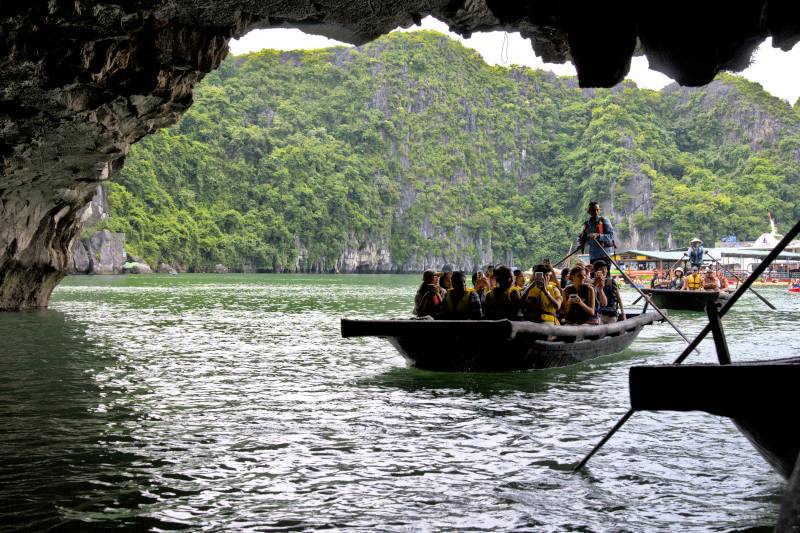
641 288 731 311
629 357 800 479
341 312 663 372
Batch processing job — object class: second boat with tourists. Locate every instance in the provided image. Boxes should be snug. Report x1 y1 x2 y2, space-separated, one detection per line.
640 288 731 311
341 311 663 372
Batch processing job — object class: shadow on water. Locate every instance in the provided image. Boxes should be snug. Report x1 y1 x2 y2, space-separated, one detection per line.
359 346 652 396
0 312 191 531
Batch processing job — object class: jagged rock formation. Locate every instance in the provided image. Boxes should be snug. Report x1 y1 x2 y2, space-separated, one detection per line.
69 229 126 274
1 1 799 308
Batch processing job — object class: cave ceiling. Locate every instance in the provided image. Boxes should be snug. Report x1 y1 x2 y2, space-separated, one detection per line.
0 0 799 309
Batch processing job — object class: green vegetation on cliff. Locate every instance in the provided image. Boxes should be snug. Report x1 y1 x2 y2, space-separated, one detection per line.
101 31 800 271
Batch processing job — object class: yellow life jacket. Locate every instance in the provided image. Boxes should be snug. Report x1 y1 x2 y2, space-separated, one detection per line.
445 288 474 316
524 285 560 323
486 286 518 319
687 273 702 290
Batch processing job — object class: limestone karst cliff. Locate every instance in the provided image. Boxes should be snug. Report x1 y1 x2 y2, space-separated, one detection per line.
99 33 800 274
2 1 799 307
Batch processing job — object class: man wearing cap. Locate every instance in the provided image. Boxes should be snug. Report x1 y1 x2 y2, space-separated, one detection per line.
687 238 704 270
577 201 616 264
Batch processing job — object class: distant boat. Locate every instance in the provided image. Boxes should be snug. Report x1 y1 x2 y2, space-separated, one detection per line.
341 312 663 372
641 288 731 311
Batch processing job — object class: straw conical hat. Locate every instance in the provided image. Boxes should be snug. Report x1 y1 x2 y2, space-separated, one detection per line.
690 238 702 243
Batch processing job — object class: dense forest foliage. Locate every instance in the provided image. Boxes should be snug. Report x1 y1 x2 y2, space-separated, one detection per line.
98 31 800 272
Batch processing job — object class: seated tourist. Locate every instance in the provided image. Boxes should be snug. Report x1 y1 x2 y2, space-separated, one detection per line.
484 266 521 320
683 266 703 291
484 265 496 290
414 270 445 317
560 267 571 289
513 269 526 290
593 260 625 324
563 266 597 325
521 265 561 325
717 269 730 292
439 265 454 291
591 260 608 309
702 268 720 290
442 271 482 319
669 267 685 290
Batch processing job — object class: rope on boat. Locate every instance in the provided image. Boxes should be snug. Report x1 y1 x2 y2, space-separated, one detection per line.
574 217 800 472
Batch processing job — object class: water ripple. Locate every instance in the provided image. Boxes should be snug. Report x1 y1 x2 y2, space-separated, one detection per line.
0 274 793 531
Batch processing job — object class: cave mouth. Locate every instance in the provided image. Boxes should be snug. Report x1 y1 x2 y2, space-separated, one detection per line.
1 1 799 310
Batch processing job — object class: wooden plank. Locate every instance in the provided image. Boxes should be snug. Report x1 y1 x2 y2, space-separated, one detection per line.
629 360 800 417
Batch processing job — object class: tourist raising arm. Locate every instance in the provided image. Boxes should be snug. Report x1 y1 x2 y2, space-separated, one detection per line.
414 270 443 318
591 263 608 308
521 265 561 325
563 266 597 325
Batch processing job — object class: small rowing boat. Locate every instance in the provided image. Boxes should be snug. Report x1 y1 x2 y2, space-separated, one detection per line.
341 312 663 372
640 288 731 311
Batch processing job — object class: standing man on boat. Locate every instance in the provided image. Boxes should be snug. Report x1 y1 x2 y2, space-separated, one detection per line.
687 238 704 270
577 201 616 265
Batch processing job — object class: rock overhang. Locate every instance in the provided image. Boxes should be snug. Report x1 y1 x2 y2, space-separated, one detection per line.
1 0 799 309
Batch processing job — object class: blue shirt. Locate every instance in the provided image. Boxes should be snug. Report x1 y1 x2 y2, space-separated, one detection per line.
578 216 615 262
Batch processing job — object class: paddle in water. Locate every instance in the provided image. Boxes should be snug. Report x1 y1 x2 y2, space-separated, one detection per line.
704 251 775 310
574 217 800 472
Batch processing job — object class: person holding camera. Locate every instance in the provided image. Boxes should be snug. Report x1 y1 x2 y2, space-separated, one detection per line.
521 265 562 325
562 266 597 325
593 260 625 324
414 270 445 318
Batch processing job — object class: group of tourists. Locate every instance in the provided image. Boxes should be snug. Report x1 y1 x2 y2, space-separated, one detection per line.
649 264 731 292
649 237 732 291
413 201 627 326
413 259 626 326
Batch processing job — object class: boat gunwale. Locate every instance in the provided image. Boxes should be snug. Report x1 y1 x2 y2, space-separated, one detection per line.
341 311 662 344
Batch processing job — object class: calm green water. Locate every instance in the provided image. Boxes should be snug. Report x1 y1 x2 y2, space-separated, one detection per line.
1 274 797 531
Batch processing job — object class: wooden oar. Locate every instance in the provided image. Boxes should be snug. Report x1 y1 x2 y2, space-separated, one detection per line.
631 253 687 305
553 246 580 268
574 217 800 472
590 239 698 353
704 251 775 310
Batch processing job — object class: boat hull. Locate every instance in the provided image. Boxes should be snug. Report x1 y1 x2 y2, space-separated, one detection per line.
641 288 731 311
342 312 662 372
629 358 800 479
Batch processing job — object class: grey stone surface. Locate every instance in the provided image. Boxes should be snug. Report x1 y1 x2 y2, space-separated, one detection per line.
1 1 798 308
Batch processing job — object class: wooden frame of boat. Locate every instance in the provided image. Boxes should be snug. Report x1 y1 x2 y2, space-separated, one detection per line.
629 297 800 480
341 311 663 372
640 288 731 311
630 356 800 479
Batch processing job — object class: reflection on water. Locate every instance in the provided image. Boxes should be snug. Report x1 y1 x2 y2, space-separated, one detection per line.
0 274 795 531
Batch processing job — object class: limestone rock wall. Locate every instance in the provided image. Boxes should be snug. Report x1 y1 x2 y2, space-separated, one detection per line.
1 1 799 308
69 229 126 275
